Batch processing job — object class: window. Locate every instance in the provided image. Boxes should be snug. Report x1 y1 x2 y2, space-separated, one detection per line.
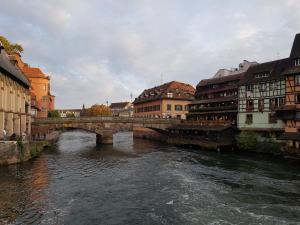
44 84 47 91
41 107 46 112
269 82 278 91
269 98 282 110
295 75 300 85
246 114 253 125
296 94 300 103
167 104 172 111
269 113 277 124
246 85 253 92
184 105 189 111
259 83 267 92
295 58 300 66
254 72 269 79
279 97 285 107
175 105 183 111
258 99 264 112
42 96 47 102
167 93 173 98
246 100 254 111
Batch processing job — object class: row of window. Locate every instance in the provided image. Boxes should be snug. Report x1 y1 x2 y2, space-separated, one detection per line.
245 113 277 125
244 97 285 111
135 105 161 113
254 72 270 79
199 91 238 100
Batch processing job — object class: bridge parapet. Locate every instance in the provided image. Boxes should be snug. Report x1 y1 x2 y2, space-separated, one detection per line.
32 116 181 125
31 117 181 145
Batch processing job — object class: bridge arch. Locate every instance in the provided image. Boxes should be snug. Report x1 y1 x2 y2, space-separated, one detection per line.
31 117 180 144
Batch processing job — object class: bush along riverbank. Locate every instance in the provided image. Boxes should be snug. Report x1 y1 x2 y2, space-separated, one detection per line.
236 131 283 155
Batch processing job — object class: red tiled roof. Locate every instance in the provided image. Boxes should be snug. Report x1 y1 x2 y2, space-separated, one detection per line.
134 81 195 104
22 66 49 79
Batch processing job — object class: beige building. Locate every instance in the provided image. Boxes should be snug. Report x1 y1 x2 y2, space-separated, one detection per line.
110 102 133 117
0 43 31 140
133 81 195 119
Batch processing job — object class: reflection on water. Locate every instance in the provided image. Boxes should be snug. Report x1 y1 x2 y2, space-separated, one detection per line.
0 130 299 225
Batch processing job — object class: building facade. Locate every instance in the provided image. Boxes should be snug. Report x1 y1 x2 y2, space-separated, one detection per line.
276 33 300 151
238 59 289 133
110 102 133 117
133 81 195 119
10 53 55 118
187 60 257 125
0 43 31 139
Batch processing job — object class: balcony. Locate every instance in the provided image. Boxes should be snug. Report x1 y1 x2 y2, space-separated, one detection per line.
189 105 237 113
184 119 232 126
276 105 298 120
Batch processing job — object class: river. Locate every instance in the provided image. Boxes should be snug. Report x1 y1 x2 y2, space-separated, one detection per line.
0 131 300 225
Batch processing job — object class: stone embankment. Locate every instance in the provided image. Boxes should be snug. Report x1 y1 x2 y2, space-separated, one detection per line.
0 130 61 166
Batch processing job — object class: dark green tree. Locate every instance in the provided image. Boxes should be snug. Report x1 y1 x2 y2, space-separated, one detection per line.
48 110 60 118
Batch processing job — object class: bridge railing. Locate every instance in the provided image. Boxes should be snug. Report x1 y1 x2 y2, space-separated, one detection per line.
32 116 182 124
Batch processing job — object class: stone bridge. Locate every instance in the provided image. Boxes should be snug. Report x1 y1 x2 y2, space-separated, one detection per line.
31 117 180 144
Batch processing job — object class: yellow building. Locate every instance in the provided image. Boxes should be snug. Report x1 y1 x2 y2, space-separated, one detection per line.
133 81 195 119
0 43 31 139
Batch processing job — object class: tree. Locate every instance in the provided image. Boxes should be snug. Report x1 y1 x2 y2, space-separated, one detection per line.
0 35 24 54
86 104 111 116
48 110 60 118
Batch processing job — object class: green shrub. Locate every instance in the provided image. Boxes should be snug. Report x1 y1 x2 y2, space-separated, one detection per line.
236 131 259 151
236 131 281 154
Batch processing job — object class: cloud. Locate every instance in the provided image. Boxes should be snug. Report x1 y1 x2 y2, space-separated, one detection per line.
0 0 299 108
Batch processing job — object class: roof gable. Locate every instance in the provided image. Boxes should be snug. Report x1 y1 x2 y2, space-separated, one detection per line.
240 58 291 85
290 33 300 59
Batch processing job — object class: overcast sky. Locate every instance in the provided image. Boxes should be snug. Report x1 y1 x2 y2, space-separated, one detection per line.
0 0 299 108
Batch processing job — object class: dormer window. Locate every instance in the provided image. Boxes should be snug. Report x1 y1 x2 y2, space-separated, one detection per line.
295 58 300 66
167 92 173 98
254 72 269 79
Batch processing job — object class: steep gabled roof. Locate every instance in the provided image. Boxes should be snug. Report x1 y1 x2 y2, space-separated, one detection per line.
290 33 300 59
0 45 30 88
239 58 291 85
197 73 243 87
110 102 130 109
22 66 49 79
134 81 195 104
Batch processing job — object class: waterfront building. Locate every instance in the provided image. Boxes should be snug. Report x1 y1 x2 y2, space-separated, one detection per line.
110 102 133 117
0 42 31 139
276 33 300 152
10 53 55 118
187 60 257 125
133 81 195 119
238 58 291 135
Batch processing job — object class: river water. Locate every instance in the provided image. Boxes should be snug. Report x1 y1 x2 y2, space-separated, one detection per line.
0 131 300 225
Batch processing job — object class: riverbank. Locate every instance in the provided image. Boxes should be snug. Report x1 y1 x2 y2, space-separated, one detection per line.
133 127 299 157
0 130 62 166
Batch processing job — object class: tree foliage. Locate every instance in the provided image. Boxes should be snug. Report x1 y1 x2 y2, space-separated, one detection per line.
48 110 60 118
236 131 259 151
0 35 24 54
86 104 111 116
236 131 281 154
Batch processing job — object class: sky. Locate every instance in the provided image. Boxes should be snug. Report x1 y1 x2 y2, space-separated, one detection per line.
0 0 300 108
